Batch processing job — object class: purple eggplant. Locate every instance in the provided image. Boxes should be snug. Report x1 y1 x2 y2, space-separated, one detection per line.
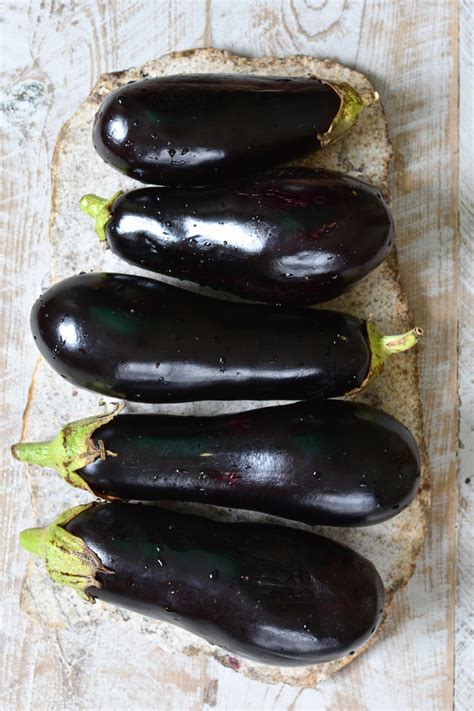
30 272 422 404
80 168 393 306
93 74 376 186
20 502 385 666
13 399 420 527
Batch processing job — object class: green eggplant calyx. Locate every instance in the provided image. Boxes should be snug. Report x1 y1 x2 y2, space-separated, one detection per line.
79 191 123 242
317 80 379 147
20 503 112 601
361 321 423 390
11 402 124 493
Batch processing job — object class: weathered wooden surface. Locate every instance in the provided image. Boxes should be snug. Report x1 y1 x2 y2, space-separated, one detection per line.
456 2 474 710
0 1 468 709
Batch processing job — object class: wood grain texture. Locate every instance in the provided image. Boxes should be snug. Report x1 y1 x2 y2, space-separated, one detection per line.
456 2 474 709
0 0 466 709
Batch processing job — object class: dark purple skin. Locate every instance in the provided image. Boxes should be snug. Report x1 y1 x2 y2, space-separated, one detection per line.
31 272 371 403
66 502 385 665
82 399 420 527
93 74 341 186
104 168 393 306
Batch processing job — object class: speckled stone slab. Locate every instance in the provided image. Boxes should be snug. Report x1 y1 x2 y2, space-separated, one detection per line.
19 49 430 688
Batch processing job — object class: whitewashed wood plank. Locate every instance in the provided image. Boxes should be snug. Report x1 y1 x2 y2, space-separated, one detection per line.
1 1 60 708
206 0 364 62
456 1 474 709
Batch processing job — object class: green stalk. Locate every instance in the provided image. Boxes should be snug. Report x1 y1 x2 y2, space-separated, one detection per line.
317 80 378 147
20 503 111 601
20 527 46 557
79 191 122 242
11 403 124 492
359 321 423 391
378 328 424 355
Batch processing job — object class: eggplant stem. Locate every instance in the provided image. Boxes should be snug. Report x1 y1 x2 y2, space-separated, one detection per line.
361 89 379 107
347 321 423 396
317 81 375 147
12 440 56 468
79 191 122 242
79 193 107 218
19 503 111 601
10 403 124 492
380 327 424 356
20 527 46 558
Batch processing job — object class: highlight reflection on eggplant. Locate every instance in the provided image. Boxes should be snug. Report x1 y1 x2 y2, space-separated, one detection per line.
93 74 376 186
80 168 393 306
20 502 385 666
13 399 420 527
30 272 422 403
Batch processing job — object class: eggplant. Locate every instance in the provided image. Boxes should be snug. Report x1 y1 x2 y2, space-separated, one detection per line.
80 168 393 306
20 502 385 665
93 74 376 186
31 272 421 403
12 399 420 527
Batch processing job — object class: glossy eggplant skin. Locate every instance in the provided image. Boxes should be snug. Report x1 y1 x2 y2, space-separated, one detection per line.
66 502 385 665
104 168 393 306
31 272 371 403
93 74 342 186
82 400 420 526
